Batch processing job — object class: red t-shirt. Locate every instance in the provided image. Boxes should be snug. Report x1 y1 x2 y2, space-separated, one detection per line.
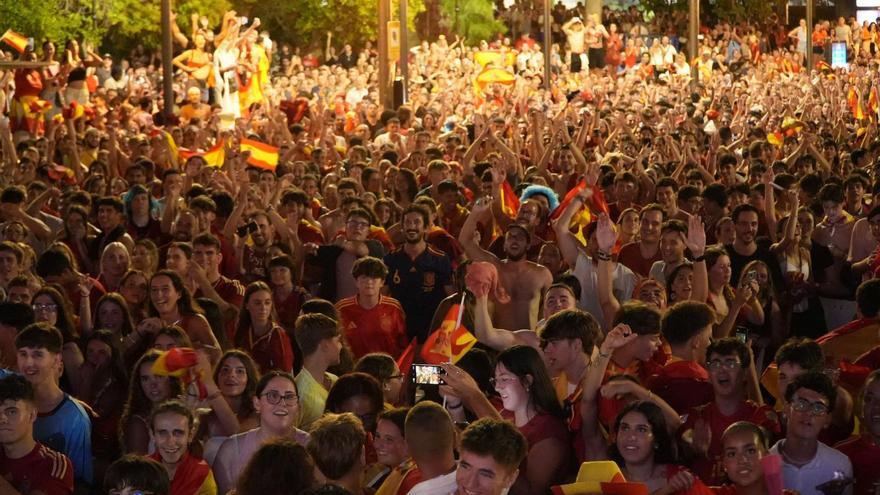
680 401 782 485
238 324 294 374
835 435 880 495
195 275 244 344
0 442 74 494
647 358 714 413
336 295 409 360
617 242 662 278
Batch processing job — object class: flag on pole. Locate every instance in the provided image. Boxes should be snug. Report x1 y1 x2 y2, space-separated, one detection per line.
868 87 879 121
1 29 27 54
180 139 226 168
396 338 417 377
420 302 476 364
240 138 279 171
499 180 519 218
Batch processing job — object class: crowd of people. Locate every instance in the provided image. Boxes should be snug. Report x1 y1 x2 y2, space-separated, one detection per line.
1 2 880 495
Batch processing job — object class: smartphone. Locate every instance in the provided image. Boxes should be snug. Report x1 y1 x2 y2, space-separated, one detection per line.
734 326 749 344
411 364 444 385
744 270 757 284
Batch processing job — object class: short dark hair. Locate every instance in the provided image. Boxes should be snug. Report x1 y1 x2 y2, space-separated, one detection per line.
0 186 26 204
96 195 125 213
784 371 837 414
189 195 217 213
798 173 823 197
236 440 315 495
405 401 454 458
731 203 760 223
553 274 582 301
104 455 170 495
661 301 715 346
378 407 409 435
702 183 728 208
656 177 679 191
307 413 366 480
706 337 751 369
722 421 769 451
401 203 430 226
677 185 701 202
660 219 687 237
351 256 388 279
818 183 845 204
0 241 23 263
0 302 34 330
459 418 528 472
612 301 661 335
540 309 601 354
192 232 221 251
774 338 822 371
346 208 372 225
856 279 880 318
35 248 73 278
15 323 63 354
150 399 195 431
437 180 458 195
0 374 34 403
281 189 310 207
294 313 340 356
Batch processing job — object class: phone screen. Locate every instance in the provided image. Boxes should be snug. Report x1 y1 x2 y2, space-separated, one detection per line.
411 364 442 385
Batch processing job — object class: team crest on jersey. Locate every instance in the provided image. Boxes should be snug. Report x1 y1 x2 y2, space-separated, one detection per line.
422 271 435 292
380 313 393 331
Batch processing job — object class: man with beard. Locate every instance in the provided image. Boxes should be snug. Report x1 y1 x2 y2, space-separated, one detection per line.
238 211 276 285
79 127 101 167
460 198 552 330
384 204 453 342
725 204 783 289
148 400 217 495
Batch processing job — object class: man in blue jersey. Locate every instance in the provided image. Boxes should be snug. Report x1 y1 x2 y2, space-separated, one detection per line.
15 323 92 487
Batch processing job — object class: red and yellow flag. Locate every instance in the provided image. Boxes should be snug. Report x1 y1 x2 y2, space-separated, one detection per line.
848 88 866 120
868 87 879 120
420 304 476 364
1 29 27 54
26 98 52 114
240 138 279 171
767 131 784 147
498 180 519 218
550 179 609 244
180 139 226 168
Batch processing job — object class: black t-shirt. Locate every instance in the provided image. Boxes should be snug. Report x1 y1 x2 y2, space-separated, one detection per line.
725 238 784 291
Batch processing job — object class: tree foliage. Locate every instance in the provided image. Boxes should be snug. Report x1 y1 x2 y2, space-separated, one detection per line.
103 0 230 51
438 0 505 44
233 0 423 51
0 0 101 48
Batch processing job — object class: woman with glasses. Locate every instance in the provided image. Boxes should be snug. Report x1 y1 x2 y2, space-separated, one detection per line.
354 352 405 407
213 371 309 495
234 281 294 374
119 350 184 454
489 345 571 494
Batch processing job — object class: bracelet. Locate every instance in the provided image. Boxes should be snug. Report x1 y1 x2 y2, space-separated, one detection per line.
447 402 463 409
693 254 706 262
598 350 611 359
595 250 612 261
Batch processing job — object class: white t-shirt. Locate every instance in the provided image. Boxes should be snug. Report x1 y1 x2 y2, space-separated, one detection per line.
572 251 637 328
407 470 458 495
768 440 853 495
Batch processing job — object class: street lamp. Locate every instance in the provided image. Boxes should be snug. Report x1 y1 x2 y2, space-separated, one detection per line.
160 0 173 118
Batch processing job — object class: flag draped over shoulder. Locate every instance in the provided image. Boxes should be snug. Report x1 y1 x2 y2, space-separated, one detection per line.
240 138 279 171
420 304 476 364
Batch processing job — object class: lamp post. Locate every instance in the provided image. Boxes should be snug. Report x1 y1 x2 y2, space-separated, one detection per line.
806 0 813 70
543 0 551 89
688 0 699 83
161 0 174 118
400 0 408 104
379 0 391 109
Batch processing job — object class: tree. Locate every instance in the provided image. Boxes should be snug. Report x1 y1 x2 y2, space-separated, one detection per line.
103 0 230 51
0 0 102 48
438 0 505 44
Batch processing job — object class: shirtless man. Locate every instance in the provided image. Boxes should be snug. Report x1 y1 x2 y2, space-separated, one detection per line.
562 17 587 73
813 184 856 299
849 205 880 282
460 198 552 330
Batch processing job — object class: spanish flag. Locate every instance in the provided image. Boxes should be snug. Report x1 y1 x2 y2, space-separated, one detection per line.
26 98 52 114
499 180 519 218
162 131 179 167
474 67 516 96
179 139 226 168
1 29 27 54
61 101 87 120
420 304 477 364
869 87 879 120
550 179 609 245
240 138 279 171
848 88 866 120
767 131 784 147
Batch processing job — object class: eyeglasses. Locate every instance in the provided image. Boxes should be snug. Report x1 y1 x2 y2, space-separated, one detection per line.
32 303 58 313
490 376 519 388
261 391 299 405
347 220 370 229
790 397 829 416
707 359 741 370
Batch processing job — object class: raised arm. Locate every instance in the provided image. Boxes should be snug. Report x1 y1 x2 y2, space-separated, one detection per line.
685 215 708 303
595 214 621 329
458 198 500 264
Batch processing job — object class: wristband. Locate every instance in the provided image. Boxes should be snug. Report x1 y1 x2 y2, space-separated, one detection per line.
447 402 463 409
693 254 706 262
595 250 612 261
598 350 611 359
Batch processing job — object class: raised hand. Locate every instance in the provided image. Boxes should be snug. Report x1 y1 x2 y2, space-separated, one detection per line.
596 213 618 254
686 215 707 258
599 323 638 355
471 196 493 217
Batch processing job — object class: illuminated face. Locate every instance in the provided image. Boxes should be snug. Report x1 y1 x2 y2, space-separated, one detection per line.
150 275 181 315
722 429 766 488
151 412 191 466
246 289 273 325
659 230 686 264
639 211 663 243
455 449 518 495
0 399 35 446
734 211 759 245
374 419 407 467
140 362 172 403
616 410 656 465
253 376 299 432
217 356 249 397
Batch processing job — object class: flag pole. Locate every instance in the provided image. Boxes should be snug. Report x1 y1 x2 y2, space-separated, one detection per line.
443 291 468 409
